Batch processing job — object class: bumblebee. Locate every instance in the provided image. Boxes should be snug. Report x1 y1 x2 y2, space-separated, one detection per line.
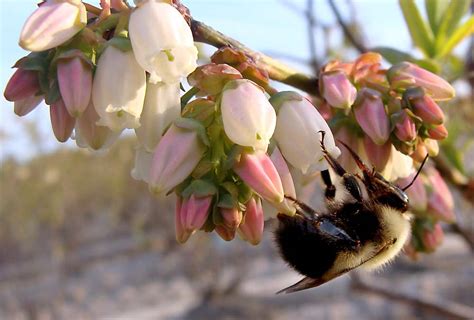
275 131 425 294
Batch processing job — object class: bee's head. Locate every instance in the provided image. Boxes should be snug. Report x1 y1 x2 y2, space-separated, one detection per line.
336 140 410 213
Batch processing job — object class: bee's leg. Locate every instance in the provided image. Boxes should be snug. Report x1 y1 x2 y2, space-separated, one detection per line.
319 131 363 202
284 195 319 218
321 170 336 200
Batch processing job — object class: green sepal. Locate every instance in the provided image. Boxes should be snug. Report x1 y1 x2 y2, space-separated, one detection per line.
269 91 303 113
181 179 217 198
217 193 235 209
107 36 132 52
191 155 214 179
236 182 253 207
44 77 61 105
174 117 210 147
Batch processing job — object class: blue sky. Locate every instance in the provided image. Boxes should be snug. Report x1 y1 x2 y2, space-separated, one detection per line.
0 0 439 160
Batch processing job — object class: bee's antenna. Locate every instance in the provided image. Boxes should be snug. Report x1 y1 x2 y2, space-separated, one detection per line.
402 154 429 191
336 139 370 173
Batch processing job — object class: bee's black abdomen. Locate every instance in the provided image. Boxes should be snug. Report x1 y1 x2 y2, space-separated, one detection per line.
275 214 356 279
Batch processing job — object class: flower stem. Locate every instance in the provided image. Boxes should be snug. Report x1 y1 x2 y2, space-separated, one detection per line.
190 19 320 97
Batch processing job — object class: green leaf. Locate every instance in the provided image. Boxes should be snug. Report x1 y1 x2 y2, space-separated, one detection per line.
372 47 414 64
438 16 474 57
436 0 470 39
425 0 449 36
399 0 435 57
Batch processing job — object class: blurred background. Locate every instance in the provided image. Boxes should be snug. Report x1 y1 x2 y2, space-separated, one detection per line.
1 0 473 319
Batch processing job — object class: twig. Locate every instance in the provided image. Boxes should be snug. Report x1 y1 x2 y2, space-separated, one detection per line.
327 0 367 53
190 19 320 97
350 274 474 320
306 0 319 73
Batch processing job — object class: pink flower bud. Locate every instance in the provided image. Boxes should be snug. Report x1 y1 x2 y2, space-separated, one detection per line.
320 71 357 109
215 225 236 241
75 101 121 150
269 147 296 215
175 195 212 243
354 88 390 145
220 207 243 230
398 172 427 212
426 168 455 223
150 124 206 195
233 151 284 203
14 94 43 117
362 135 392 171
57 54 92 117
19 0 87 52
394 109 417 142
238 197 264 245
410 95 445 125
422 223 444 252
427 124 448 140
4 68 40 102
50 99 75 142
388 62 455 101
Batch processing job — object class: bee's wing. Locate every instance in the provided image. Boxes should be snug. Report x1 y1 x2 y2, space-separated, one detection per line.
276 276 324 294
277 241 394 294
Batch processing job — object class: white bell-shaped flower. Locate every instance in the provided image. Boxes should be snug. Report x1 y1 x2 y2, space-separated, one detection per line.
135 81 181 152
221 79 276 152
129 0 198 84
19 0 86 52
92 45 146 131
131 146 154 183
271 92 340 175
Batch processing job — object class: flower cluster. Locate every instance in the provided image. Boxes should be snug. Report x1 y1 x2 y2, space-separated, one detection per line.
141 47 341 244
317 52 456 255
4 0 197 149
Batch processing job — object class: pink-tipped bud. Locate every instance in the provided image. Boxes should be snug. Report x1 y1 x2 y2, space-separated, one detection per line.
398 172 427 212
57 54 92 117
238 197 264 245
427 124 448 140
362 135 392 171
4 68 40 102
14 94 43 117
215 225 236 241
175 195 212 244
50 99 75 142
354 88 390 145
426 168 455 223
19 0 87 52
388 62 455 101
269 147 296 215
150 124 206 195
319 70 357 109
410 95 445 125
233 151 284 204
394 109 417 142
220 207 243 230
422 223 444 252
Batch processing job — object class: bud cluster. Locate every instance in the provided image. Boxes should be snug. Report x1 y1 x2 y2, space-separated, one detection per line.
318 53 456 255
319 53 454 180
